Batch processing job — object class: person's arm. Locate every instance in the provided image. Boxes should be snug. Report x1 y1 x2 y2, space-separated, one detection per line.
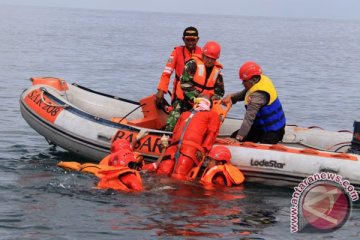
131 129 149 149
156 48 177 106
181 60 199 101
202 112 221 151
157 48 177 93
231 89 247 103
236 91 269 140
142 135 169 172
211 74 225 100
222 89 246 105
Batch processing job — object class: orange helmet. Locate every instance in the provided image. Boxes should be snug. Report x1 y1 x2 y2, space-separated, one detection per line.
202 41 221 59
110 139 131 153
239 61 262 81
208 146 232 163
109 149 136 167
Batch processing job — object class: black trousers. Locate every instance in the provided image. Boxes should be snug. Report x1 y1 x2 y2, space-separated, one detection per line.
231 126 285 144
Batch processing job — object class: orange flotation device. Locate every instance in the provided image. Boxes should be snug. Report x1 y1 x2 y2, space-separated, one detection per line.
57 161 82 171
200 163 245 186
96 167 143 191
57 160 143 192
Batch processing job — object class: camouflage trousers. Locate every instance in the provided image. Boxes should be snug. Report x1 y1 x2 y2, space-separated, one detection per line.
165 98 192 132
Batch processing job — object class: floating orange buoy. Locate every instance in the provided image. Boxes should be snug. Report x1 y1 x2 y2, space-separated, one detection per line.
97 168 143 191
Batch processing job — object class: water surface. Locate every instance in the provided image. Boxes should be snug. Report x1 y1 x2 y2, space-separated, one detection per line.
1 4 360 239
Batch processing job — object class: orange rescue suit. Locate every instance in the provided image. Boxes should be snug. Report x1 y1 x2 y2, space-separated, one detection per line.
157 110 221 178
157 46 202 100
57 158 143 192
97 152 143 191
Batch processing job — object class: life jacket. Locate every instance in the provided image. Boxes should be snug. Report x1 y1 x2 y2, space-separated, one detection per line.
191 54 223 98
171 46 202 100
200 163 245 186
57 160 106 176
186 157 205 180
57 161 143 191
97 167 143 191
245 74 286 132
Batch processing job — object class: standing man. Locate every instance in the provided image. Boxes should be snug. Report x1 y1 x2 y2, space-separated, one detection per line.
222 61 286 144
165 40 225 131
156 27 202 122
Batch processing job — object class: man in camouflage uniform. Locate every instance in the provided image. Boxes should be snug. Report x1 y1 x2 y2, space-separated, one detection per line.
165 41 224 131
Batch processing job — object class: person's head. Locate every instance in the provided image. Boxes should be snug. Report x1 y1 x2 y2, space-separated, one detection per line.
193 96 211 111
239 61 262 90
110 138 131 153
207 146 232 167
202 41 221 67
182 26 199 51
109 149 136 167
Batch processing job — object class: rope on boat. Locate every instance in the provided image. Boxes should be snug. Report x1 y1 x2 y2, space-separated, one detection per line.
280 132 352 152
217 137 351 153
334 144 352 153
117 103 145 123
292 140 351 152
59 78 69 101
40 88 69 108
308 125 324 130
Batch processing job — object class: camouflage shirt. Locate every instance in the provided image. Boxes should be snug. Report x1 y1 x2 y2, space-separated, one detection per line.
180 59 224 101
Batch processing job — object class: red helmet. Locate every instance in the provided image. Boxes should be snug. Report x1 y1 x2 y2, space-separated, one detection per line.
109 149 136 167
110 139 131 153
239 61 262 81
202 41 221 59
208 146 232 163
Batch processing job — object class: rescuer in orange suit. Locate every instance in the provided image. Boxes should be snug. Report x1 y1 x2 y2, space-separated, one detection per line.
57 131 150 192
96 130 149 191
155 26 202 118
144 97 221 180
97 145 143 191
200 145 245 187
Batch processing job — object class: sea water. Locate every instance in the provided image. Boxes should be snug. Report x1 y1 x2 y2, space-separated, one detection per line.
0 4 359 239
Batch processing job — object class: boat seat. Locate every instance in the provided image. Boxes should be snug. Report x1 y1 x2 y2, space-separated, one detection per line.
111 117 129 124
127 95 168 130
128 117 162 129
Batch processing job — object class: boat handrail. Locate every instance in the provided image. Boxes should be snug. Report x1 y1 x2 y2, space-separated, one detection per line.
40 87 69 108
72 83 139 105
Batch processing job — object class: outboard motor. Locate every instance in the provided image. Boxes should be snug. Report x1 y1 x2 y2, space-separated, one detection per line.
349 121 360 155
